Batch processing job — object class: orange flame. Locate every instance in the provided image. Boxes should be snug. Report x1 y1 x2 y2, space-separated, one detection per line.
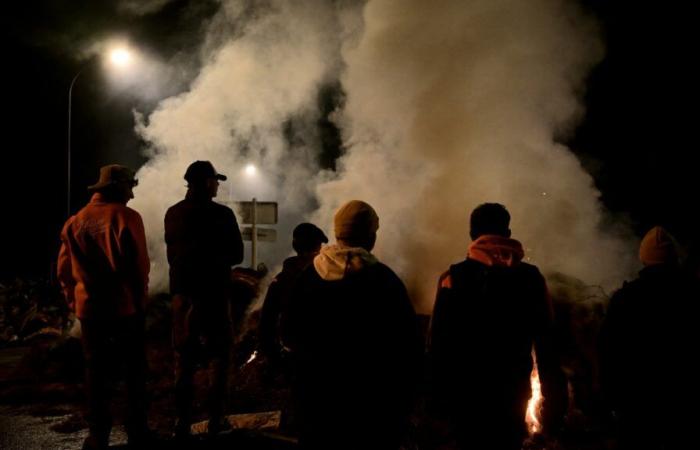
526 353 542 434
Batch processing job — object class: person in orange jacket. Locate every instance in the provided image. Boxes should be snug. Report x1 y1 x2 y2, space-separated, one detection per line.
428 203 567 450
57 164 151 450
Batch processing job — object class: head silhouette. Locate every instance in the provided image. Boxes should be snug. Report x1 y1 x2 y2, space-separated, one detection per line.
469 203 511 240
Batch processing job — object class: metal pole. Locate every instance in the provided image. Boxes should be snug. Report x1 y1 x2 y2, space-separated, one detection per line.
67 68 84 218
251 197 258 269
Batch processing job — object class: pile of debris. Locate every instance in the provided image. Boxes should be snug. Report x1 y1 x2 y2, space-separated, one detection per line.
0 278 69 347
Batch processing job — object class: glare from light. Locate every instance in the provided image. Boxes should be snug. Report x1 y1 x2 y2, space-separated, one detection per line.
109 48 132 68
245 164 257 176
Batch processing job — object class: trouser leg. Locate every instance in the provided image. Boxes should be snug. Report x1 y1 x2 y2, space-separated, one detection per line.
81 319 112 445
173 295 196 434
120 315 149 436
206 356 228 424
204 314 231 431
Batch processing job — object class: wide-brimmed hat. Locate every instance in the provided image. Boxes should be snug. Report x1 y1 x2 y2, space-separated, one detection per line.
87 164 137 192
334 200 379 242
184 160 227 184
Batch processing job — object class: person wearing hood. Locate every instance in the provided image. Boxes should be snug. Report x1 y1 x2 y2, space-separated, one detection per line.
599 226 698 450
283 200 421 450
164 160 244 440
428 203 567 450
57 165 152 450
258 222 328 377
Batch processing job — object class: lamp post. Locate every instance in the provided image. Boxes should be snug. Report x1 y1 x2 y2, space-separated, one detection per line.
66 47 133 218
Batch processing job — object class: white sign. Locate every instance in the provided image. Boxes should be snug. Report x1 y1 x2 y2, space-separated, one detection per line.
242 227 277 242
232 201 278 225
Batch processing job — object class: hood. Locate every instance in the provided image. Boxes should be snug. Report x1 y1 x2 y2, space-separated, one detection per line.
467 235 525 267
313 244 378 281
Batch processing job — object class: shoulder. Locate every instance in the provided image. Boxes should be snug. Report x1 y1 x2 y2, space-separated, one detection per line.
609 278 641 304
374 262 403 282
211 201 234 214
371 262 409 293
517 261 545 280
165 199 188 216
120 205 144 223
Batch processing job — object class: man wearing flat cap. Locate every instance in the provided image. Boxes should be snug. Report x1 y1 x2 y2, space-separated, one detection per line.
284 200 421 450
57 164 151 450
164 160 244 440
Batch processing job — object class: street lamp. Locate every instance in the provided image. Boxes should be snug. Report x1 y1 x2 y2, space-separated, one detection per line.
66 46 133 217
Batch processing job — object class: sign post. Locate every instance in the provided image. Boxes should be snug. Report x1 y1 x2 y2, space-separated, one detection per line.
230 199 278 268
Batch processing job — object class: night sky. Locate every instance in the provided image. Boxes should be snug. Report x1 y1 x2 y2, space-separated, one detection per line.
1 0 697 280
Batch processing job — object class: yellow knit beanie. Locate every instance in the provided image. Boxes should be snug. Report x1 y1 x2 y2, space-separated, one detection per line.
334 200 379 242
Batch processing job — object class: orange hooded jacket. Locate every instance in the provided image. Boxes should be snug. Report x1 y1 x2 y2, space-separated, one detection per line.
57 193 150 319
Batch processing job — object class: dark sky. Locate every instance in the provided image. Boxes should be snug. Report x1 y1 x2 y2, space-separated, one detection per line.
1 1 697 279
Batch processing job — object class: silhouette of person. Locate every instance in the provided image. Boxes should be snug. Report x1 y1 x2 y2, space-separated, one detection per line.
600 226 698 450
164 160 243 440
58 164 151 450
284 200 421 450
428 203 567 450
259 222 328 376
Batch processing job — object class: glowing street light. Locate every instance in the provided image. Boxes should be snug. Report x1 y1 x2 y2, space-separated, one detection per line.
66 45 135 217
109 48 132 68
245 163 257 176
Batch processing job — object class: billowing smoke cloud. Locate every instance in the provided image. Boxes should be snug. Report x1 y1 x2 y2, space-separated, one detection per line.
132 0 637 311
314 0 637 311
131 0 348 292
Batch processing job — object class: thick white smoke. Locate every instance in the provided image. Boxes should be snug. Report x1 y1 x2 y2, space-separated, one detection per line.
315 0 636 311
132 0 636 310
131 0 347 292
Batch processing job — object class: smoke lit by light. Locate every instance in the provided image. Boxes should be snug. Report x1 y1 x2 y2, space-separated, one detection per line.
130 0 636 301
109 48 132 67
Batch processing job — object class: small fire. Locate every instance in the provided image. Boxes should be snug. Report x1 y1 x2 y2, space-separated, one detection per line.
245 350 258 365
526 353 543 434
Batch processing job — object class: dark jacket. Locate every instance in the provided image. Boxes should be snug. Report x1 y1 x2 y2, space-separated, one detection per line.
599 264 698 422
259 254 314 358
164 190 243 297
429 235 567 433
283 244 421 448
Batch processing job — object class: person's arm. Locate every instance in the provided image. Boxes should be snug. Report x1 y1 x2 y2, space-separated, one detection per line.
427 270 456 414
390 273 423 409
57 223 76 312
259 276 283 357
532 274 568 435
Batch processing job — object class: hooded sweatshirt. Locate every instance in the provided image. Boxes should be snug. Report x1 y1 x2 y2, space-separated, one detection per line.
312 244 378 281
282 242 421 439
429 234 567 433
